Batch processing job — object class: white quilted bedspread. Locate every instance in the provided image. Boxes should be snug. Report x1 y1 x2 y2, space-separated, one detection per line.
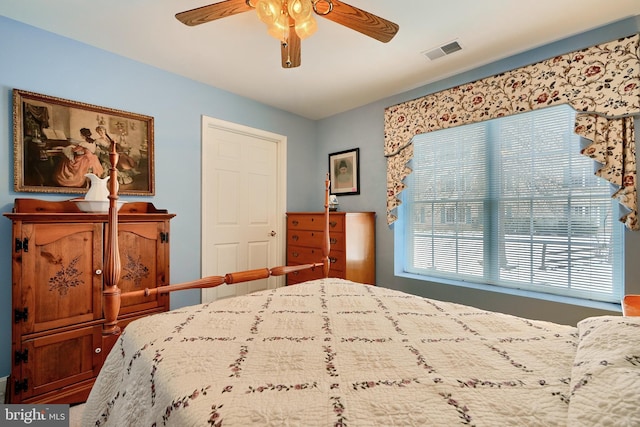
83 279 640 426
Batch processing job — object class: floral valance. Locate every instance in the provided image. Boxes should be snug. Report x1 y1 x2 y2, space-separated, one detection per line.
385 34 640 229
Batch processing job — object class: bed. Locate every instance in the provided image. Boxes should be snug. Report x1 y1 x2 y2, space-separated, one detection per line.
83 277 640 426
83 143 640 426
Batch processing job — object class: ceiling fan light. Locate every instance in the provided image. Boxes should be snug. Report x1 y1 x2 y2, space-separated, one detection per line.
266 12 289 41
287 0 313 20
295 16 317 39
255 0 281 26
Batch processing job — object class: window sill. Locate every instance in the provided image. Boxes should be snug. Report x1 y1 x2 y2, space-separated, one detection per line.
396 271 622 313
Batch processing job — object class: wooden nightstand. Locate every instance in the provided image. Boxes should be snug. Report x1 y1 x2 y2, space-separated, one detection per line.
622 295 640 316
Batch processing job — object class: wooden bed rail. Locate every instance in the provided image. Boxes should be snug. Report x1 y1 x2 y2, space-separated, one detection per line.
102 166 332 336
120 263 325 303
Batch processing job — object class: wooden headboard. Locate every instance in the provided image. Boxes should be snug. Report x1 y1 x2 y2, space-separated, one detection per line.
101 140 331 336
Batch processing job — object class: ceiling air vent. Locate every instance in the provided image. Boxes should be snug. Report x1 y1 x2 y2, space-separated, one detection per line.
423 40 462 61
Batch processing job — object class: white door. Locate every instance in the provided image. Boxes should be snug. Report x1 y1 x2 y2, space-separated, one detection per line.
201 116 287 302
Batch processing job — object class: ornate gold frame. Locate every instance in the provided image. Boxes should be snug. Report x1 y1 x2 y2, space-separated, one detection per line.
13 89 155 195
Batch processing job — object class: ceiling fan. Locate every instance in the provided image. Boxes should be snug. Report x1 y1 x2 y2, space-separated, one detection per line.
175 0 399 68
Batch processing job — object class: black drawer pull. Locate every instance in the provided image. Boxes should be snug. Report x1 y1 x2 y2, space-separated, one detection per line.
292 220 299 226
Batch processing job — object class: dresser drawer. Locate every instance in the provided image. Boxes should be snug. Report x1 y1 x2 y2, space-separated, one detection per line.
288 214 344 232
288 246 346 270
287 245 323 263
286 266 345 285
288 230 346 250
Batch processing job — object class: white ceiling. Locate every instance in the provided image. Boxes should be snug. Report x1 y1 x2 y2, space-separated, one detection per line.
1 1 639 120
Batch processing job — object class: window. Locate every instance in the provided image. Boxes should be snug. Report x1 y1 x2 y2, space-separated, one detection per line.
399 105 624 303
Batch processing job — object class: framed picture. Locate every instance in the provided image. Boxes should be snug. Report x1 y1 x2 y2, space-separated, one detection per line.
328 148 360 195
13 89 155 195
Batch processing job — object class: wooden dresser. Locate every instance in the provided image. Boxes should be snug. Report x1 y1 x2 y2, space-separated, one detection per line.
4 198 174 404
286 212 375 285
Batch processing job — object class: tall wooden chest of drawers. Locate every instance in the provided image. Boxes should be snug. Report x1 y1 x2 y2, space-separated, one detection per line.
286 212 375 285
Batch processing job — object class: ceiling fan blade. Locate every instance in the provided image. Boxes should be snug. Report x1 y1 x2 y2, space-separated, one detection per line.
176 0 253 26
315 0 399 43
281 24 301 68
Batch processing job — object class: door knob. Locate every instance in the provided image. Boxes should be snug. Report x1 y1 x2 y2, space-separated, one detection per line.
270 230 277 237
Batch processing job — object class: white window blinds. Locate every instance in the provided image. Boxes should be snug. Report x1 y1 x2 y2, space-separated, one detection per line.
403 104 623 303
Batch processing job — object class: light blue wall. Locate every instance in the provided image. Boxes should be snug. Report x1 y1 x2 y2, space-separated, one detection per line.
316 16 640 325
0 16 318 377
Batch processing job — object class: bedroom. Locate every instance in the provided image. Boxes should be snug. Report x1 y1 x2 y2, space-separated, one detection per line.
0 1 640 422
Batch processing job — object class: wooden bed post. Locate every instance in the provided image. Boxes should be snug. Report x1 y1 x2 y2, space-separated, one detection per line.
323 173 331 278
102 139 122 335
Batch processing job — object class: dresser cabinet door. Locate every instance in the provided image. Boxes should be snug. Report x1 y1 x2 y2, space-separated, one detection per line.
117 222 169 315
19 223 103 334
18 325 103 401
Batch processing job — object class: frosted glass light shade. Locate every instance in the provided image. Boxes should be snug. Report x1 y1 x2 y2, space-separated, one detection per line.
255 0 317 42
294 15 317 39
288 0 312 19
266 12 289 41
255 0 281 26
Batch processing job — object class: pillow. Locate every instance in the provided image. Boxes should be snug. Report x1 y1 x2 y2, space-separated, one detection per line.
567 316 640 426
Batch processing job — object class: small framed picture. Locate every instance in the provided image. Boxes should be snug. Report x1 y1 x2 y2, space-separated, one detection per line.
328 148 360 195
